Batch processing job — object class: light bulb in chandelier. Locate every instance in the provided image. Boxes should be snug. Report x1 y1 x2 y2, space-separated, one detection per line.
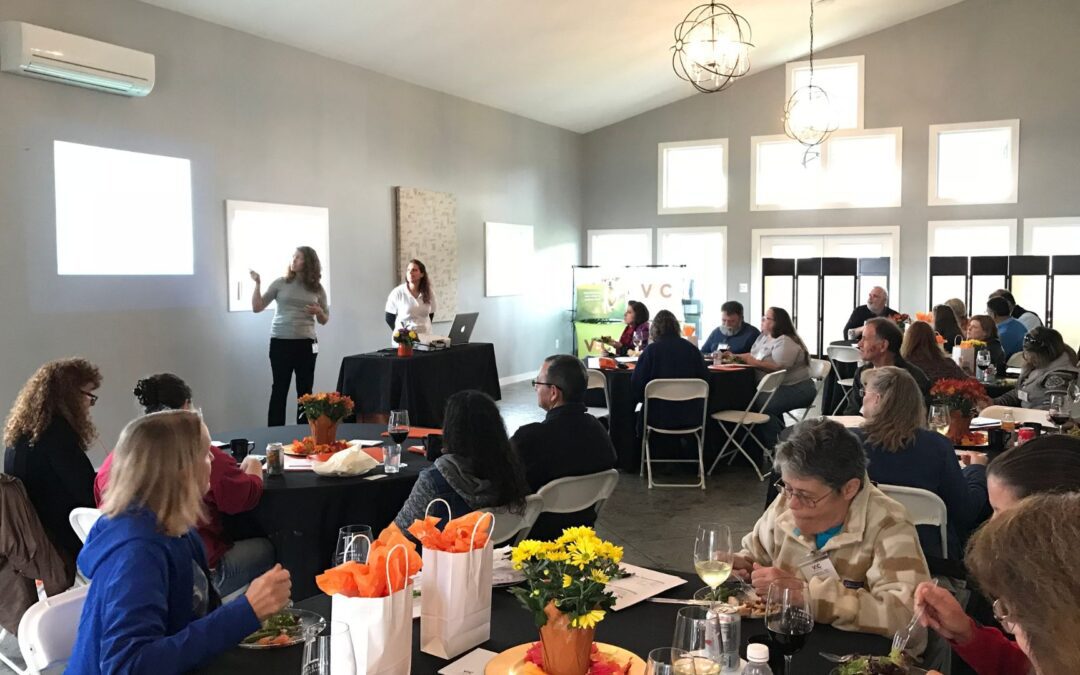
783 84 839 147
672 2 754 94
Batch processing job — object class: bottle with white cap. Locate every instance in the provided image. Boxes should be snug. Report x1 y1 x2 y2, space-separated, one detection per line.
741 643 774 675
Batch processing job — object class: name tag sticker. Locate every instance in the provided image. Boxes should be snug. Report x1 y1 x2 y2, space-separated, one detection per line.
1018 390 1029 402
312 342 320 354
799 551 840 581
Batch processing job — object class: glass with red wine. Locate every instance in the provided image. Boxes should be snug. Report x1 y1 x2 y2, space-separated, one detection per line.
1048 393 1071 432
387 409 410 471
765 578 814 674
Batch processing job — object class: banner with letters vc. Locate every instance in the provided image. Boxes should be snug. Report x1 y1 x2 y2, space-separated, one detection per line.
572 266 687 358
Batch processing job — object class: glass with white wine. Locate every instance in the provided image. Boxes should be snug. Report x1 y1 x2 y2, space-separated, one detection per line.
694 523 733 596
928 404 949 436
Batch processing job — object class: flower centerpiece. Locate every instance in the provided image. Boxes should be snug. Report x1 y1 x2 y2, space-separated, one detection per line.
959 339 987 350
930 378 987 444
889 312 911 331
393 322 420 357
509 528 625 675
298 391 354 446
915 311 934 323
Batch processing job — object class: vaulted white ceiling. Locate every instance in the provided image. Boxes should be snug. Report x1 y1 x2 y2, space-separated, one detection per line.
136 0 964 133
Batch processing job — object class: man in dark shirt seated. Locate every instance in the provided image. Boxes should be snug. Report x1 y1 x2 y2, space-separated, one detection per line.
511 354 617 541
701 300 761 355
845 317 931 415
842 286 896 340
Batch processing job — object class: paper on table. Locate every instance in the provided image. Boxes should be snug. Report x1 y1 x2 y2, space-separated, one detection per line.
970 417 1003 428
437 648 498 675
283 454 312 471
607 563 687 611
346 439 384 447
363 473 388 481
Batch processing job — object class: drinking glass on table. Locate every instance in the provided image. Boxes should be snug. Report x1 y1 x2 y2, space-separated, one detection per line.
693 524 733 600
301 621 355 675
633 332 644 353
672 606 722 674
1048 393 1070 433
333 524 372 565
976 349 992 382
387 409 410 470
765 578 814 674
928 405 949 436
645 647 693 675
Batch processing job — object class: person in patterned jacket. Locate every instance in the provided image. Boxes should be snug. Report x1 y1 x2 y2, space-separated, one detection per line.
734 418 930 647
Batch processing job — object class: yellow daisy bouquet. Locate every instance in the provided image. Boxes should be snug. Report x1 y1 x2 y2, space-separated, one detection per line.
508 527 623 630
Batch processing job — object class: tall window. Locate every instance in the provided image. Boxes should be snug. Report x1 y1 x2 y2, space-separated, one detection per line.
658 139 729 214
1024 217 1080 255
927 220 1017 258
928 120 1020 205
786 55 864 130
657 227 727 331
587 229 652 267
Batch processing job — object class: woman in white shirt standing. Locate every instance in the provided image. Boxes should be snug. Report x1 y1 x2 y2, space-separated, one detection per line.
731 306 816 449
250 247 329 426
385 259 436 336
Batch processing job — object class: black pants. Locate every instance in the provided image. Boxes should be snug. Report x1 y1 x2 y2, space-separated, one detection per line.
268 338 317 426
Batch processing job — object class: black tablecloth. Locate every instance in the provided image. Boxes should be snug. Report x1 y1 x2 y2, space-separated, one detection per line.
585 367 758 472
217 423 430 598
336 343 502 427
200 569 892 675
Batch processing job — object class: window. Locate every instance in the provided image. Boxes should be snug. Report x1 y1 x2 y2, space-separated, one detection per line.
927 220 1017 258
786 56 864 130
929 120 1020 205
658 139 728 214
657 227 727 331
587 229 652 267
751 128 902 211
54 140 193 275
1024 217 1080 255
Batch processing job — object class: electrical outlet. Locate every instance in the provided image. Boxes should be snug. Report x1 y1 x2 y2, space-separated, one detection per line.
555 338 560 350
739 283 749 293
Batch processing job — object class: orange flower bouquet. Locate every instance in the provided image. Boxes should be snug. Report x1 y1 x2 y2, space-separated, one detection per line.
931 378 988 443
915 311 934 323
298 391 354 423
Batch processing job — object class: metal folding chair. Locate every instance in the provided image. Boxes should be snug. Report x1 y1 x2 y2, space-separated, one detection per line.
708 370 787 481
639 378 709 490
784 359 832 424
826 345 862 414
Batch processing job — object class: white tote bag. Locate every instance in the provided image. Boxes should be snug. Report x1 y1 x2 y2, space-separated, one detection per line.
419 501 494 659
330 544 414 675
952 344 975 374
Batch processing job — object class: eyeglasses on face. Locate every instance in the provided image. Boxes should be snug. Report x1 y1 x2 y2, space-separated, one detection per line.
530 380 562 391
82 390 98 406
773 479 832 508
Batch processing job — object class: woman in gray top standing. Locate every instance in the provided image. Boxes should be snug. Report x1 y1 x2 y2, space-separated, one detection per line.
250 247 329 426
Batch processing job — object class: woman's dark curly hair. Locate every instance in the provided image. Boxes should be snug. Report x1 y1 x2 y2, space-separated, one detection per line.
284 246 323 293
627 300 650 327
133 373 192 414
441 390 529 514
4 357 101 449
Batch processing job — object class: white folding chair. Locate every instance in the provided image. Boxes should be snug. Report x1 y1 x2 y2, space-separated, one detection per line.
0 627 28 675
980 404 1054 427
1006 352 1026 370
826 345 862 414
536 469 619 519
640 378 709 490
585 369 610 419
17 585 89 674
486 494 545 546
784 359 832 424
68 508 103 544
878 484 949 559
708 370 787 481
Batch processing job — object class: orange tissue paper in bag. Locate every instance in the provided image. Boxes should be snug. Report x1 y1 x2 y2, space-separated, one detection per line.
315 523 422 598
407 511 491 552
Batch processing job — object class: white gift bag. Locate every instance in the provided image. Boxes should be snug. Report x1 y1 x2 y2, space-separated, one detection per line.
330 544 414 675
419 501 494 659
952 345 975 374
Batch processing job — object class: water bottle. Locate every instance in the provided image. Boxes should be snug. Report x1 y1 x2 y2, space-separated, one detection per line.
742 643 774 675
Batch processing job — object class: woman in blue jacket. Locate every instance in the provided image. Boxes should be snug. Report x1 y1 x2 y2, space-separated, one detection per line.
68 410 291 674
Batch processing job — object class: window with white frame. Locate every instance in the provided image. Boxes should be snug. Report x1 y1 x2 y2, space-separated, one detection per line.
657 227 727 331
1024 217 1080 255
751 128 902 211
658 139 729 214
587 229 653 267
927 220 1017 258
786 55 864 130
929 120 1020 205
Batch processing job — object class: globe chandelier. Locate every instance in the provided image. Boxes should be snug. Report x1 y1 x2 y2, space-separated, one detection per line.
783 0 839 164
672 2 754 94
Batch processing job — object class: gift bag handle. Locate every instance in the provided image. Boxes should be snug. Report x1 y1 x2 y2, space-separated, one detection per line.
383 542 411 616
424 498 452 521
467 512 495 602
343 534 372 563
469 511 494 552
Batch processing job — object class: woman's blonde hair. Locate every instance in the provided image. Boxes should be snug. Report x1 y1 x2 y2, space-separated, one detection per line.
944 298 967 323
101 410 208 537
3 358 101 449
859 366 925 452
966 492 1080 674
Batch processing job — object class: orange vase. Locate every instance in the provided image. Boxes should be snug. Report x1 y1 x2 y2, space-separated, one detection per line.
947 409 972 444
309 415 339 445
397 343 413 357
538 602 594 675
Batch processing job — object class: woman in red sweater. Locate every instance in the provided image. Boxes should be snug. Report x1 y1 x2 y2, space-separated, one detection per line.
94 374 273 596
918 435 1080 675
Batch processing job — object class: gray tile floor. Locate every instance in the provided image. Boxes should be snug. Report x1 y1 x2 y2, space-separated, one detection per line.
0 380 803 672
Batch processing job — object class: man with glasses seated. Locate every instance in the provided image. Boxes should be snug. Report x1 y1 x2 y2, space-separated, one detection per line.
734 418 930 645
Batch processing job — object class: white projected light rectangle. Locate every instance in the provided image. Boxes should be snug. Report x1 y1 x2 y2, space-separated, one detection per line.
54 141 193 275
485 222 533 297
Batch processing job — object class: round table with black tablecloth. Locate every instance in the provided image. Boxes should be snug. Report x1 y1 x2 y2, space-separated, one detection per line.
217 423 432 598
585 366 758 472
198 568 896 675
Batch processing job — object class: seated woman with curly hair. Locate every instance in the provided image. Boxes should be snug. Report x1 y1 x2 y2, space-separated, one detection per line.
3 357 101 569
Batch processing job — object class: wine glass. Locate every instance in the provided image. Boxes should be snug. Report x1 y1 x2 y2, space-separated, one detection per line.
693 524 733 600
672 606 722 674
302 621 355 675
928 405 949 436
645 648 693 675
633 332 644 354
333 524 372 565
387 409 410 470
765 578 814 675
1048 393 1070 433
976 349 992 382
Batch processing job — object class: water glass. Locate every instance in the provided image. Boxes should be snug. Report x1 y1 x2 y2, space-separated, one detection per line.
301 621 355 675
384 444 402 473
928 405 949 436
672 605 722 672
645 647 693 675
333 524 372 565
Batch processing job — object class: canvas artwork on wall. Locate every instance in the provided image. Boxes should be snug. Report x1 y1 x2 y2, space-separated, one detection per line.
394 187 458 322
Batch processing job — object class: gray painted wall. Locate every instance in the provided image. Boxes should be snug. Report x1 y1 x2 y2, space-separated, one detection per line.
583 0 1080 320
0 0 581 459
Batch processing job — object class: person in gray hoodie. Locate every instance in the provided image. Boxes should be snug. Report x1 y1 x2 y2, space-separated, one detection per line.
393 390 530 531
991 327 1080 410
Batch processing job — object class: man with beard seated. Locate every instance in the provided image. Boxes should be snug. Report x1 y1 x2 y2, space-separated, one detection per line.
701 301 760 355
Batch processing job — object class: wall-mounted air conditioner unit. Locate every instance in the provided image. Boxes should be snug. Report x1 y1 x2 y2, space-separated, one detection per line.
0 21 154 96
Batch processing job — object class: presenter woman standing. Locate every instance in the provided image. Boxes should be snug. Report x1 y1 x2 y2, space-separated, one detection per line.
251 247 329 426
385 259 436 335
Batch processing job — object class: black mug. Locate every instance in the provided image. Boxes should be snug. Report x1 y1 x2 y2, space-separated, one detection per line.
424 434 443 462
229 438 250 461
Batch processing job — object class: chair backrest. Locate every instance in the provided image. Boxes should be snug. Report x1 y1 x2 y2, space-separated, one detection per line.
586 369 606 390
878 484 948 558
69 507 103 544
486 494 545 546
537 469 619 516
643 378 709 403
826 344 862 365
980 404 1052 426
1006 351 1026 369
808 358 832 381
18 584 90 672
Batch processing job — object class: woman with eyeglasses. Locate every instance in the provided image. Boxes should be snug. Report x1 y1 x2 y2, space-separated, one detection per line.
734 418 930 645
989 326 1079 410
3 357 101 570
916 435 1080 675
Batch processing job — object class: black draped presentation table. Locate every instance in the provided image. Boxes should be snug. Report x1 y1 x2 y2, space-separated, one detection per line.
586 366 758 472
217 423 430 598
201 568 893 675
336 343 502 427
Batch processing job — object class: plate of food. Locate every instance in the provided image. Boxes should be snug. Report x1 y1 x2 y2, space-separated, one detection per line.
954 431 988 449
239 608 326 649
696 578 766 618
829 652 928 675
286 437 350 457
485 642 644 675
